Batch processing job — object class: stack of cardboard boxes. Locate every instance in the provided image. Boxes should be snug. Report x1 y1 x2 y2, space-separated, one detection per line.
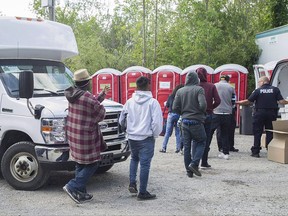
265 106 288 163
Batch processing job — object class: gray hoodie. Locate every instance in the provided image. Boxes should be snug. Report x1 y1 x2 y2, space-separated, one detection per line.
172 71 207 122
119 90 163 140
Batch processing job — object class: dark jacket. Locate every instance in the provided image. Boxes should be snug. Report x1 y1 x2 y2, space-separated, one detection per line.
172 71 207 122
197 68 221 114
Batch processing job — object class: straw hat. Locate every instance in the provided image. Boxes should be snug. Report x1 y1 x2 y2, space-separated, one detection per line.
73 69 91 82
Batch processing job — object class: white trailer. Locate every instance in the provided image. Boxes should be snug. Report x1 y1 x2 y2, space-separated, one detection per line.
254 25 288 86
256 24 288 64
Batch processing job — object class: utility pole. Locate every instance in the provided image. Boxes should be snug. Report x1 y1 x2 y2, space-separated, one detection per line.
142 0 146 67
41 0 55 21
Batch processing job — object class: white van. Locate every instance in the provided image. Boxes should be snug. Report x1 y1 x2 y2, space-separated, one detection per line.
0 17 130 190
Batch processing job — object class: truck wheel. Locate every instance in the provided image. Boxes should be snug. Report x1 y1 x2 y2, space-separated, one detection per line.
95 164 114 174
1 141 49 190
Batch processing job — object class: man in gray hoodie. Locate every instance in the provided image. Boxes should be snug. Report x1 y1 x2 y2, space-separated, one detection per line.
173 71 207 178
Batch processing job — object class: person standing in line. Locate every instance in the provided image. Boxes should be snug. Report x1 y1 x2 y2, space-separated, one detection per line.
237 76 288 157
119 76 163 200
63 69 109 204
173 71 207 178
159 84 184 153
196 67 221 168
216 105 239 152
208 75 235 160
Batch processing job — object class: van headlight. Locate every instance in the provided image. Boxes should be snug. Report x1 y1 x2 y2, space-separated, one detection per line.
41 118 66 144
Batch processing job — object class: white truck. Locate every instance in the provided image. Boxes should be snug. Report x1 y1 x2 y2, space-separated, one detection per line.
0 16 130 190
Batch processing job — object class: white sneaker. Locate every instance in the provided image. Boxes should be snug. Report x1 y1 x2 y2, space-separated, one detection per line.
218 152 229 160
218 152 224 158
223 154 229 160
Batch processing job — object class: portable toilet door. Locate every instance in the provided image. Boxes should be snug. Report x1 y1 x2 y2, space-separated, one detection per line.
213 64 249 126
151 65 182 119
181 64 214 84
120 66 152 104
91 68 121 103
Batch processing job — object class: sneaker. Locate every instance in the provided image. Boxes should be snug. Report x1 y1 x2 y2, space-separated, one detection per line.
188 164 202 176
175 149 180 153
251 153 260 158
159 149 166 153
186 171 193 178
137 191 156 200
201 163 211 168
63 185 93 204
79 192 93 203
230 148 239 152
218 152 224 158
218 153 229 160
63 185 81 204
128 183 138 194
223 154 229 160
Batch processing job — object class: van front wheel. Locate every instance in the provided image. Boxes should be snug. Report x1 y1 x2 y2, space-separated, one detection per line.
1 141 49 190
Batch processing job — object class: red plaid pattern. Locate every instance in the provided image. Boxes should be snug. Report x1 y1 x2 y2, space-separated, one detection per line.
66 91 106 164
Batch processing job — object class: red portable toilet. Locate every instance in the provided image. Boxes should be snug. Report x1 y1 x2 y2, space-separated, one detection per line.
213 64 249 126
91 68 121 103
181 64 214 84
120 66 152 104
151 65 182 119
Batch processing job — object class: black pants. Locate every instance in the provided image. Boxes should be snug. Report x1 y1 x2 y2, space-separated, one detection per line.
251 109 277 154
208 114 232 155
216 114 236 151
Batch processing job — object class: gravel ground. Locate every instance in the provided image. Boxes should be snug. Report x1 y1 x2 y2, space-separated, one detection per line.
1 128 288 216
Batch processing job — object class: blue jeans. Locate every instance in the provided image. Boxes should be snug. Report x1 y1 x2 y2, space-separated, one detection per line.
182 119 206 170
67 162 99 193
129 137 155 194
161 112 181 151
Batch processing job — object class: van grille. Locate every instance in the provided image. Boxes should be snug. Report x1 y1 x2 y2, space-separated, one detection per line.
99 112 125 141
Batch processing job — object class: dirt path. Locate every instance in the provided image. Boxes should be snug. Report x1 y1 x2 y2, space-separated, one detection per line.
0 129 287 216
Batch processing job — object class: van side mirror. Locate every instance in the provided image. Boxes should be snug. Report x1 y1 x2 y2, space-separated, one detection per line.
19 70 34 99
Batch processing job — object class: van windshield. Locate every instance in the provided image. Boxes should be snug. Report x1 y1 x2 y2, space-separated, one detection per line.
0 59 74 98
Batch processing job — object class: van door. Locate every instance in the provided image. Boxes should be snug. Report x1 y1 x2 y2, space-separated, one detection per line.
269 59 288 100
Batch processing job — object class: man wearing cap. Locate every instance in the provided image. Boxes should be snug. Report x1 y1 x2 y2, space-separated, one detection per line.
208 75 236 160
63 68 109 204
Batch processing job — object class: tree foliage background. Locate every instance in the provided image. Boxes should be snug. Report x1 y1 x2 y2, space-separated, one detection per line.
14 0 288 94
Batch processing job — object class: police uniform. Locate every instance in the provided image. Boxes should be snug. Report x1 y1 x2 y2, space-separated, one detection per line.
248 83 284 155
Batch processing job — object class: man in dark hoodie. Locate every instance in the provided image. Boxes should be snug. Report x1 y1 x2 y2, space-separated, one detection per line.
173 71 207 178
196 67 221 168
63 69 109 204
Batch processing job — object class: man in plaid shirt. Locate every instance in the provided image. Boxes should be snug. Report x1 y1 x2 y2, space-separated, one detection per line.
63 68 109 204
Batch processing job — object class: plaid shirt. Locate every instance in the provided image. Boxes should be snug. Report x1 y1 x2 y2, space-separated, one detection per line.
66 90 106 164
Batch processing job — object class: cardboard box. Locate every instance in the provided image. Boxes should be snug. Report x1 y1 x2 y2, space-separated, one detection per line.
267 120 288 164
261 134 266 148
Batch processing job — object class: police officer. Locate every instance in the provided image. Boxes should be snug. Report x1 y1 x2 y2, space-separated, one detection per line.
237 76 288 158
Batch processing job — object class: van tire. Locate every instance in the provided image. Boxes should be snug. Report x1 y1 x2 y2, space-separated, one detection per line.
1 141 49 190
